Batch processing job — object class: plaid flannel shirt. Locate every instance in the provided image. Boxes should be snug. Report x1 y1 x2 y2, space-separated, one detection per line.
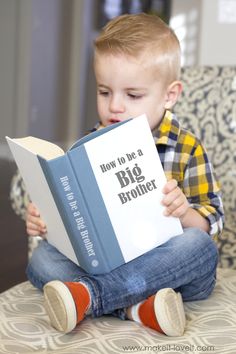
153 110 224 238
94 110 224 238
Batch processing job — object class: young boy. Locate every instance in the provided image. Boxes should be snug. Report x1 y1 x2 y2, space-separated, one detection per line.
25 13 224 336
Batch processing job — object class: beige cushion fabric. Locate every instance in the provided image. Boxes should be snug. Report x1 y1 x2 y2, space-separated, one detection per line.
0 268 235 354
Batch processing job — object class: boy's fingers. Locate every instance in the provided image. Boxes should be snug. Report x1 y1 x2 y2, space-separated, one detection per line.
26 221 38 231
162 179 178 194
27 214 46 229
26 202 47 237
164 198 189 217
26 221 45 231
26 222 47 236
27 202 40 217
162 186 180 206
163 200 182 216
26 229 40 237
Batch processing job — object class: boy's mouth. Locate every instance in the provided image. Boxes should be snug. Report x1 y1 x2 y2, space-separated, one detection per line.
109 118 121 124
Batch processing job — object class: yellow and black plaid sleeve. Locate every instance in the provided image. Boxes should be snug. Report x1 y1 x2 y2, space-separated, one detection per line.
178 131 224 238
157 111 224 238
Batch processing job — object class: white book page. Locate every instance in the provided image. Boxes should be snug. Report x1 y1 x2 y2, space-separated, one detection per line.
6 137 78 264
85 116 183 262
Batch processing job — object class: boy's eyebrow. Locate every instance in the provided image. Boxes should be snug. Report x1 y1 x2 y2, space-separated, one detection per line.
97 84 109 89
97 84 147 92
125 87 147 92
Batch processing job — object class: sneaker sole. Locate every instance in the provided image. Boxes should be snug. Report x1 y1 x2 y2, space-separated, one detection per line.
43 280 77 333
154 288 186 336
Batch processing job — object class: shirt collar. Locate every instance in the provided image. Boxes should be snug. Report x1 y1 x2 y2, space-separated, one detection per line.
153 110 180 148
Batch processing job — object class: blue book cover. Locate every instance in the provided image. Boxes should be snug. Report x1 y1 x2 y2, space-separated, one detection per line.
6 115 183 274
38 155 120 274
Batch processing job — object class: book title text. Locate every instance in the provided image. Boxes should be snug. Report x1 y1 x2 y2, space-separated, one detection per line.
100 149 158 204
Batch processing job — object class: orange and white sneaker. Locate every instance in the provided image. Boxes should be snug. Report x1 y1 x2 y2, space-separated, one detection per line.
129 288 186 336
43 280 91 333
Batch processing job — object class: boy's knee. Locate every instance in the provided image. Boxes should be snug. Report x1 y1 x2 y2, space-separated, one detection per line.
184 227 218 260
26 241 48 289
28 240 51 272
177 229 218 301
197 229 218 264
26 240 63 289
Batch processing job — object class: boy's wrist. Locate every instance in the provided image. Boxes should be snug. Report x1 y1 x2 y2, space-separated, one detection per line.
179 205 191 227
179 207 210 233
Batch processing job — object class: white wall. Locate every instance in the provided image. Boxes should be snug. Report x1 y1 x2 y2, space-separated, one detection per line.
0 0 88 156
0 0 32 157
170 0 201 66
199 0 236 65
171 0 236 66
0 1 29 144
0 0 17 143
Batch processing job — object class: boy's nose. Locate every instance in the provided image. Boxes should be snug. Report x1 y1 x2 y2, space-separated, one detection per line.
109 95 125 113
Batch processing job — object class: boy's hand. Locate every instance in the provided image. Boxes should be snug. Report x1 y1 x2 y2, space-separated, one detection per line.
26 202 47 237
162 179 189 220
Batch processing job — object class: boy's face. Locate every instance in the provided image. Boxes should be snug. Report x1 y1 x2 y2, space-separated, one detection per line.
94 52 169 130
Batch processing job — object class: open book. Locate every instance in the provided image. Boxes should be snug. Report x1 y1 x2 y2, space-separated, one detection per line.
6 115 183 274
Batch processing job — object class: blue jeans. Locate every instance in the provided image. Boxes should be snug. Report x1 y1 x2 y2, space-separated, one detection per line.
26 227 218 319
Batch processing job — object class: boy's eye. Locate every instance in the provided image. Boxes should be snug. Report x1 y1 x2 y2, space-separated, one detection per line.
98 90 109 96
128 93 143 100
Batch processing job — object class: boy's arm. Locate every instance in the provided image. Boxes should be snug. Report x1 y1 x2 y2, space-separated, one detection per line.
171 141 224 238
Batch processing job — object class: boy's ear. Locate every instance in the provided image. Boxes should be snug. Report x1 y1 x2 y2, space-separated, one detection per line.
164 81 183 110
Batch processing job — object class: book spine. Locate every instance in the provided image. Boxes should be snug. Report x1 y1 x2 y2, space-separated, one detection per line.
38 155 111 274
68 147 125 271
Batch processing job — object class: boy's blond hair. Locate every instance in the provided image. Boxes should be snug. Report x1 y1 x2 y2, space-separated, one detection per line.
94 13 181 86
